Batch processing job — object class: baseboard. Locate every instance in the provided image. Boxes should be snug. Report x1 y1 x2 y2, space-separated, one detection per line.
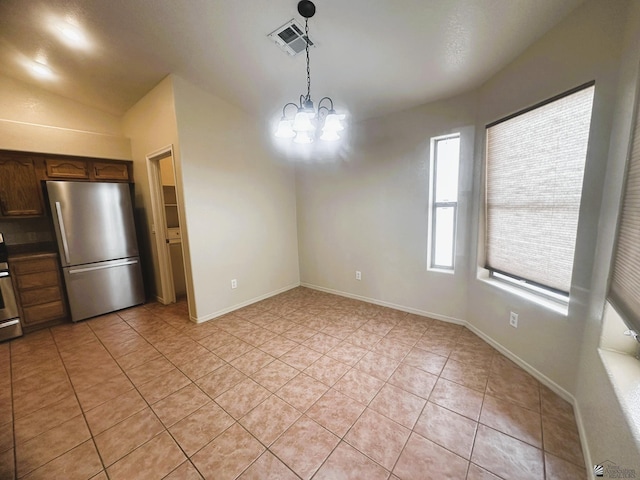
303 282 592 473
468 323 593 475
154 295 168 305
301 282 466 326
191 282 301 323
189 280 593 472
572 400 595 479
464 323 574 403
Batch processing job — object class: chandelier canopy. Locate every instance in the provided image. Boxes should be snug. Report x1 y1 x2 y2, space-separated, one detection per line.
274 0 345 144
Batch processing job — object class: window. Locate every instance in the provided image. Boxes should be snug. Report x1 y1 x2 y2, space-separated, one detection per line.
609 83 640 335
428 134 460 270
485 83 595 298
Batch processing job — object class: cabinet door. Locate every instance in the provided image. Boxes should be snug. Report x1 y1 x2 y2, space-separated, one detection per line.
0 155 44 216
22 301 66 327
45 158 89 179
92 161 130 181
9 254 68 329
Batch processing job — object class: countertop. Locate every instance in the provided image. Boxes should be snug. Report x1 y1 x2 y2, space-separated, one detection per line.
6 242 58 259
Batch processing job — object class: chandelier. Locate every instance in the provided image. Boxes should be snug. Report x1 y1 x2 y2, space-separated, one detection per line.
274 0 345 144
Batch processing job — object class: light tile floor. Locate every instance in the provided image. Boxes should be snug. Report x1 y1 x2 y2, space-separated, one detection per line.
0 287 587 479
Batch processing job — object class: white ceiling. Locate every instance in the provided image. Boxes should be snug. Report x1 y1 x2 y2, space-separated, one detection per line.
0 0 585 121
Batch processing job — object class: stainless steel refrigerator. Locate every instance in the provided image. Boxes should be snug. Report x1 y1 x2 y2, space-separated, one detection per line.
47 181 145 321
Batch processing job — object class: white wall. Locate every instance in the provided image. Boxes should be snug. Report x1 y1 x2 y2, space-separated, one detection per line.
295 0 640 470
0 73 130 159
171 76 300 321
468 0 628 392
574 0 640 469
296 93 476 321
468 0 639 470
122 76 186 307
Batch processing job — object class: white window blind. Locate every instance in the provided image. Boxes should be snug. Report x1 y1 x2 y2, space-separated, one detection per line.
485 84 594 294
609 88 640 333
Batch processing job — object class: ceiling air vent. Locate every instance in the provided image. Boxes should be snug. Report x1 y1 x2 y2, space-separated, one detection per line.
268 19 314 56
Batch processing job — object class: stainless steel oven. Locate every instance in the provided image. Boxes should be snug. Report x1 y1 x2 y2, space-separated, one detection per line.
0 233 22 341
0 262 22 341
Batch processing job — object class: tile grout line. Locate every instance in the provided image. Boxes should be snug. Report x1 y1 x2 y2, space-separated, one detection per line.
10 292 583 479
103 310 200 478
94 306 223 479
124 303 309 478
539 383 547 480
208 305 368 478
82 308 197 477
464 385 486 480
85 310 161 480
171 304 312 478
9 341 17 480
50 326 109 480
387 331 457 478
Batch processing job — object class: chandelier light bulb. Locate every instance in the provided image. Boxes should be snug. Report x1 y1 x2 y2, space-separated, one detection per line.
292 111 315 132
323 113 344 132
319 130 340 142
275 118 296 138
294 131 314 144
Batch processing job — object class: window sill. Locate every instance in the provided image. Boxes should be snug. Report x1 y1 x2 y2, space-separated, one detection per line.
598 349 640 443
478 272 569 316
427 267 455 275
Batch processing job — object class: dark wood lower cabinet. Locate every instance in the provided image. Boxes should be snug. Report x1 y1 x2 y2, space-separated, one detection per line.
10 253 68 331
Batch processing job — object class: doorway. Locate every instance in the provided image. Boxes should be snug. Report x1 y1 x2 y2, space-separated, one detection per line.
147 146 187 305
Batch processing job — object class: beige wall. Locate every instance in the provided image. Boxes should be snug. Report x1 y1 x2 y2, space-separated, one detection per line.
122 76 186 307
171 76 300 321
295 0 640 470
574 0 640 469
0 74 130 159
296 92 477 322
468 0 639 470
469 0 627 394
2 1 638 467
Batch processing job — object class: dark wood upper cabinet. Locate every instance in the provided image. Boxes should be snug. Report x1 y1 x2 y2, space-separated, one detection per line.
0 150 133 218
92 161 130 181
41 156 131 182
45 158 89 179
0 153 44 217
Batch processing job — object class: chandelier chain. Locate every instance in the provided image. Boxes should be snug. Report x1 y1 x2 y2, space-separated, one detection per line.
273 1 344 144
305 17 311 102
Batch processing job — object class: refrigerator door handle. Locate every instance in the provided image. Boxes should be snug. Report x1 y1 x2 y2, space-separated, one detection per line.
55 201 71 264
68 259 139 275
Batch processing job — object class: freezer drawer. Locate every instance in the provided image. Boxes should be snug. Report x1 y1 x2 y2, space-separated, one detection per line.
63 257 144 321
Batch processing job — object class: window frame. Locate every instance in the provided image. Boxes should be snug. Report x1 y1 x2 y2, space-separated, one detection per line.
607 74 640 336
428 133 461 272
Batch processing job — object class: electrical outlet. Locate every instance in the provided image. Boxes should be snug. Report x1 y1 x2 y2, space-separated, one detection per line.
509 311 518 328
356 271 362 281
231 279 238 289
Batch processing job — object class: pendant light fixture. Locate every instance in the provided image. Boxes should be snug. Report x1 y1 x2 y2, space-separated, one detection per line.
274 0 345 144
